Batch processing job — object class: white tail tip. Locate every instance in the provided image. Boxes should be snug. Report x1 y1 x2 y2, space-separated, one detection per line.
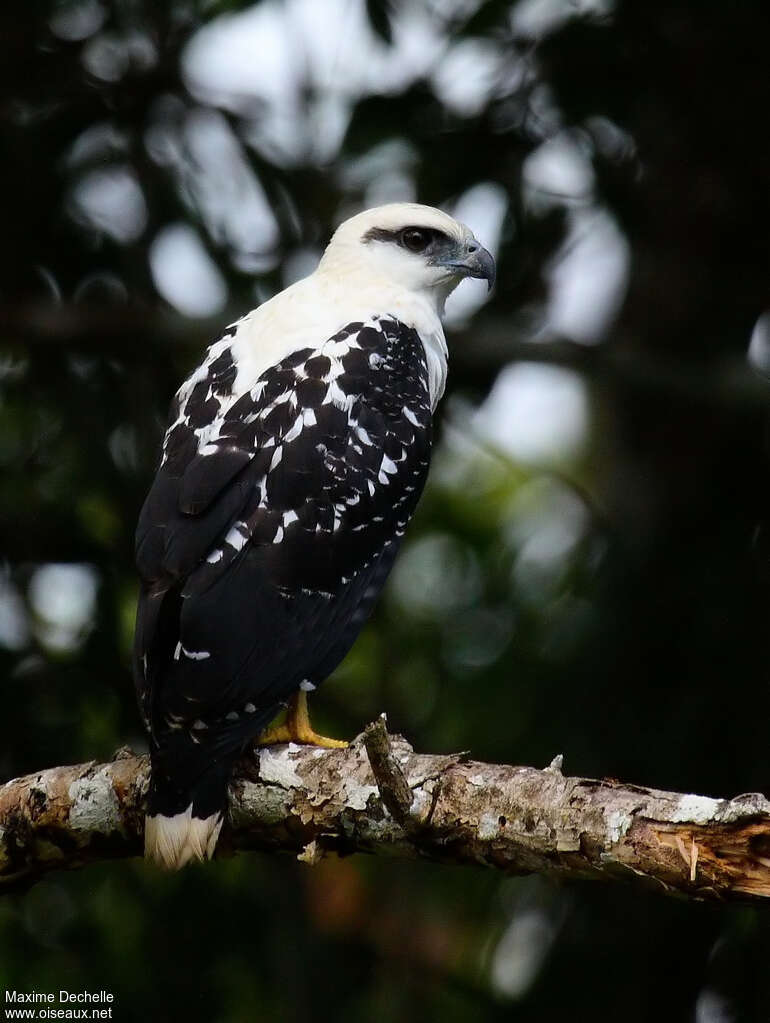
144 805 223 870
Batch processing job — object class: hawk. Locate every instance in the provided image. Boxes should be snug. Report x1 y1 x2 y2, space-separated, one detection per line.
134 203 495 868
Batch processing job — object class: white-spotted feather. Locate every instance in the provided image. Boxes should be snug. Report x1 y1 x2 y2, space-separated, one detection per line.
137 203 490 871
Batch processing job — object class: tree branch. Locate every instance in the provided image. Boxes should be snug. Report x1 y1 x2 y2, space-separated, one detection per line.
363 714 420 834
4 302 769 410
2 728 770 901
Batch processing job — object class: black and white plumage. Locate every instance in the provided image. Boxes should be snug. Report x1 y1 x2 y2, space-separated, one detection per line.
134 203 495 868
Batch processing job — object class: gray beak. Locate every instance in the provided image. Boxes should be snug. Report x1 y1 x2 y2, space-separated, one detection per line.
437 240 496 292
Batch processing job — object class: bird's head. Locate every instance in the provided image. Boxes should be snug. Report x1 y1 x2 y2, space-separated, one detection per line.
318 203 496 311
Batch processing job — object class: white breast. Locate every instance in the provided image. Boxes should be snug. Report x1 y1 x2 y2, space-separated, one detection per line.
227 271 448 411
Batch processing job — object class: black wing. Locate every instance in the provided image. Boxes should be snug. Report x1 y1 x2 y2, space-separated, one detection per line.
134 316 433 762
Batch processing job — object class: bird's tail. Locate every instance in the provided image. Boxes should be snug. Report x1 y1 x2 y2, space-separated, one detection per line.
144 805 223 870
144 742 232 870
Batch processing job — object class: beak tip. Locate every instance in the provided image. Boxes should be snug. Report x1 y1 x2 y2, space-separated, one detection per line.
473 244 496 293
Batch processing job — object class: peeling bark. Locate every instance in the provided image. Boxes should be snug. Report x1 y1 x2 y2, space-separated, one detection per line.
1 728 770 900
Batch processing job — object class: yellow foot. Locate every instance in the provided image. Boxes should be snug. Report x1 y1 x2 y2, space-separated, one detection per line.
258 690 348 749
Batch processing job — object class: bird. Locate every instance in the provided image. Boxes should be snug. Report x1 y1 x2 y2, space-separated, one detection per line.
134 202 495 869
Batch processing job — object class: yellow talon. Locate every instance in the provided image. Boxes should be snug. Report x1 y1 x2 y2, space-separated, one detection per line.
258 690 348 749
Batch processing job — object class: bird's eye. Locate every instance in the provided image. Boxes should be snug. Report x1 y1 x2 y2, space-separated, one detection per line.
401 228 432 253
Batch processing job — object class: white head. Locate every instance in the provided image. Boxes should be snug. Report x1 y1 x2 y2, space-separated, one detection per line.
317 203 495 316
236 204 494 412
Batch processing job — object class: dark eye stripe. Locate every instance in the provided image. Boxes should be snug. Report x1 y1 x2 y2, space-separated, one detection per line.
362 225 450 250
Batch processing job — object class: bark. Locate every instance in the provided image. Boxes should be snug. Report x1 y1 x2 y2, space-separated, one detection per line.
1 719 769 901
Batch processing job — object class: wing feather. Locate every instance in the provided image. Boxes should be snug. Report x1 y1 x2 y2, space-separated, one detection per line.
134 316 433 762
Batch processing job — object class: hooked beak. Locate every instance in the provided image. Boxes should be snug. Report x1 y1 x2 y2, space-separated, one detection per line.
436 239 496 292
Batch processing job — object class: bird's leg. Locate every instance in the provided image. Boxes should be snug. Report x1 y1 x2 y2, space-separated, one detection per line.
258 690 348 749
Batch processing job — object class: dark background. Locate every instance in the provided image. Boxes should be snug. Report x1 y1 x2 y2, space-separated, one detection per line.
1 0 770 1019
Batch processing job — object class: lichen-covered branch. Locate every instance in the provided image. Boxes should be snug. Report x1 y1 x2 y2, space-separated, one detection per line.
2 726 770 901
